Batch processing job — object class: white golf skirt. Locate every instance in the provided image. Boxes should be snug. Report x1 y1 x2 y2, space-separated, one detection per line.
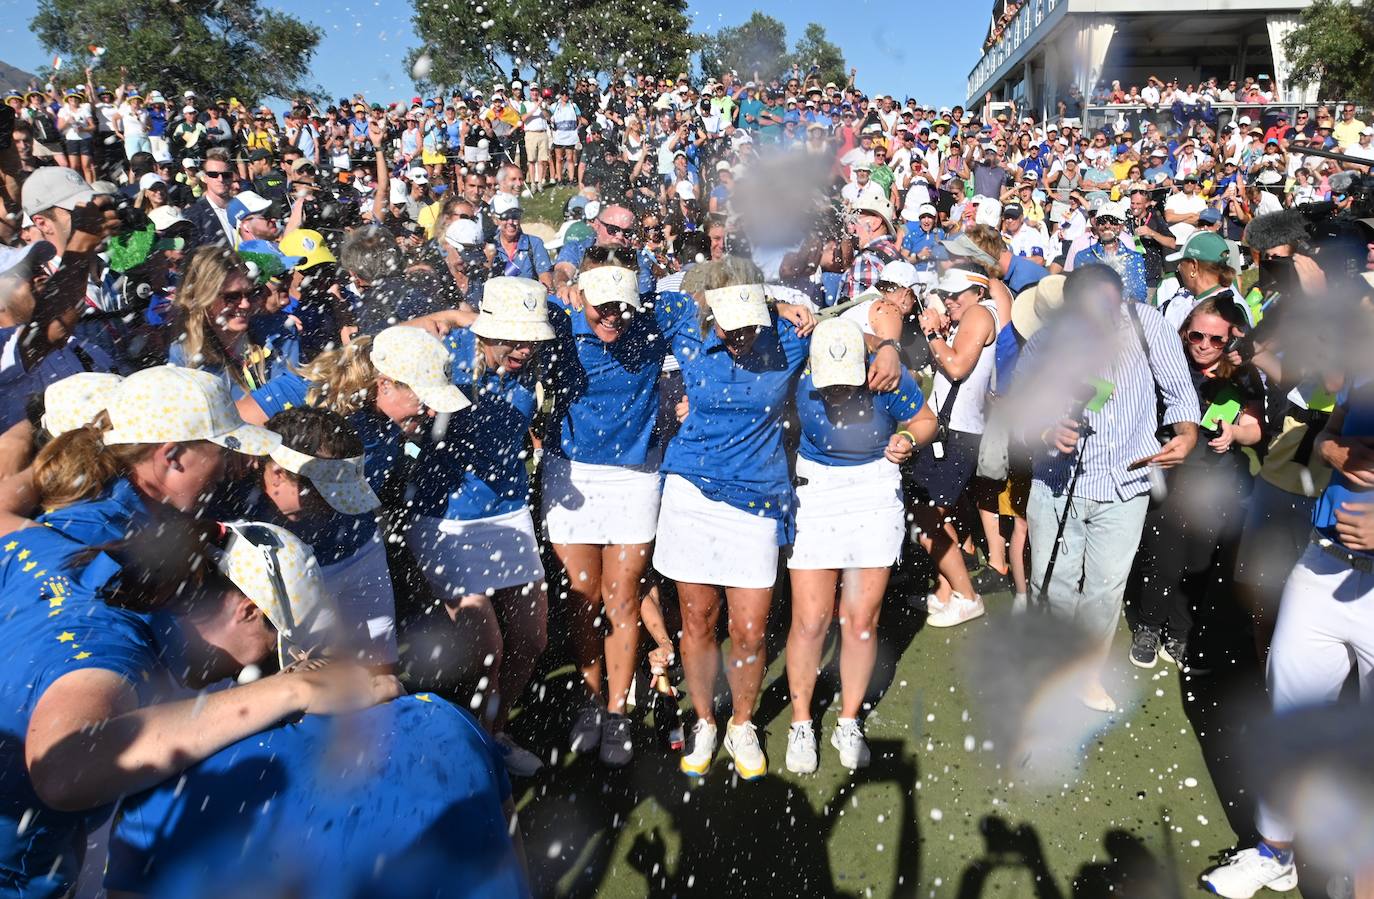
320 537 399 665
541 455 662 545
406 508 546 598
788 456 905 570
653 474 780 589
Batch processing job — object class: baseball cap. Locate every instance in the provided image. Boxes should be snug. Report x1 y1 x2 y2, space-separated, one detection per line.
138 172 166 192
674 181 696 200
102 366 280 454
370 326 473 413
878 260 918 289
248 148 274 163
1362 126 1374 136
578 265 641 311
278 229 336 270
1198 207 1223 225
268 444 379 516
237 239 304 283
809 319 867 389
704 283 771 331
216 521 337 667
444 218 483 249
1166 230 1230 263
41 372 124 436
406 166 428 184
21 167 95 218
226 191 273 231
148 206 187 233
491 193 522 220
852 195 895 232
1002 203 1024 219
1096 200 1129 221
473 277 556 342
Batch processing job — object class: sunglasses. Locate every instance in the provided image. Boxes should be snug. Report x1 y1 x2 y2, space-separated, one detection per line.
1186 330 1228 348
874 281 905 293
203 170 234 180
598 220 637 239
220 287 265 305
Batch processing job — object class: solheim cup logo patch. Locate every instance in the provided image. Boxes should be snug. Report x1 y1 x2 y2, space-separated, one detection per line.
829 342 847 360
224 435 241 450
522 294 538 311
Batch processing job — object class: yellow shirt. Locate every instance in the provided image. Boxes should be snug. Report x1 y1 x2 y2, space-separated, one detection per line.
418 200 444 240
1333 118 1366 149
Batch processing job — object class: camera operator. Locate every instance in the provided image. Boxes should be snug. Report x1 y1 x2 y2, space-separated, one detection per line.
1125 298 1265 671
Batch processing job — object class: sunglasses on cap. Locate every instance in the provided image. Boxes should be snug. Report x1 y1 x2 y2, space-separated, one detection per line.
874 280 906 293
1186 330 1228 348
585 245 638 266
1096 216 1123 225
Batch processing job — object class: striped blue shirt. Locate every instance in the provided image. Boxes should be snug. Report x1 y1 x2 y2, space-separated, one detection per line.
1022 301 1199 502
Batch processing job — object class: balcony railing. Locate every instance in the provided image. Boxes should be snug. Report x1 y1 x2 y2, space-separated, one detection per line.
968 0 1059 98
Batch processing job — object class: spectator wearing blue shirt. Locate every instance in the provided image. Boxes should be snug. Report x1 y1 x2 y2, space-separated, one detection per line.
540 265 669 767
552 204 656 298
105 695 528 899
1072 202 1150 303
651 263 812 782
1143 145 1175 183
782 319 935 775
491 194 553 290
403 279 552 779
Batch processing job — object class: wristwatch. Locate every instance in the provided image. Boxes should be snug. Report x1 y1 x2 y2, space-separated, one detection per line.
876 338 899 353
925 330 941 342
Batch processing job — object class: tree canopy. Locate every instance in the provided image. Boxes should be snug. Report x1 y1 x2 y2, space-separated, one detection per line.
1282 0 1374 106
699 13 848 88
408 0 698 91
30 0 322 103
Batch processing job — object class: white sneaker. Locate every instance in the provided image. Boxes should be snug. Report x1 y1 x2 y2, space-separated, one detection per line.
909 592 943 611
494 733 544 777
679 719 717 777
785 721 818 774
722 720 767 779
926 592 985 628
830 718 871 769
1201 845 1298 898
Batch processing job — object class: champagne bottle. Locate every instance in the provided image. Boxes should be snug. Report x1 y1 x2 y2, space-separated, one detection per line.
650 666 685 751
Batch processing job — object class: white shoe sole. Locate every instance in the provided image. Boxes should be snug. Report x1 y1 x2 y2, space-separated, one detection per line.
786 754 818 774
1201 868 1298 898
926 604 985 628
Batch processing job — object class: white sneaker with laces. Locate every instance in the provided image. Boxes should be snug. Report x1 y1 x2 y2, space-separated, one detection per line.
679 719 717 777
830 718 871 769
494 733 544 777
1201 845 1298 898
785 721 818 774
722 720 767 779
926 592 986 628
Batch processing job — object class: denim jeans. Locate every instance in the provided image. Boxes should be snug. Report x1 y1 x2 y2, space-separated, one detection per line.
1027 480 1149 642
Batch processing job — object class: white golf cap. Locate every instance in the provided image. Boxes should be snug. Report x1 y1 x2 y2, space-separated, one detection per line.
21 166 95 218
149 206 187 232
704 283 771 331
138 172 166 191
102 366 280 455
809 318 867 389
674 180 697 200
491 193 522 219
41 372 123 436
935 267 991 295
444 218 483 249
878 260 919 289
473 277 555 342
370 326 473 414
578 265 641 311
217 521 336 667
407 167 428 184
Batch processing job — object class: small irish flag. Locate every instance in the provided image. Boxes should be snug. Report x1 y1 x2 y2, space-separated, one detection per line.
88 45 105 56
51 55 61 71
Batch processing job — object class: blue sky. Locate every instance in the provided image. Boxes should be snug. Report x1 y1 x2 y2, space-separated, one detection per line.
1 0 989 106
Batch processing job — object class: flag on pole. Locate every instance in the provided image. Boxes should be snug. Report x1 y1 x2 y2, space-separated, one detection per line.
51 55 62 71
88 45 105 56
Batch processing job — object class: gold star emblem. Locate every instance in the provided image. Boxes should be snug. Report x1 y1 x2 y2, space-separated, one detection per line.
415 693 433 703
3 540 16 552
22 562 36 572
48 596 63 609
16 549 29 561
73 652 91 661
56 632 75 643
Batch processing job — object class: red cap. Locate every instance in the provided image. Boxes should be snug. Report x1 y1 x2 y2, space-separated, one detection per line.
411 96 421 105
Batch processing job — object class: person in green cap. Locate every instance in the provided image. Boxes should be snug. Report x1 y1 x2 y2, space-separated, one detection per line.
1158 230 1249 330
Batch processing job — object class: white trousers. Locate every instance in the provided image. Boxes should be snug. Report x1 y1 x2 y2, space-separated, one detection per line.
1257 542 1374 842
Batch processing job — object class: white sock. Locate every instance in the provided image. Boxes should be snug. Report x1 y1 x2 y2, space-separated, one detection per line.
836 717 857 729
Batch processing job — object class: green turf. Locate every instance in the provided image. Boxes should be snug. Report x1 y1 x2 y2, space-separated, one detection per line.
509 586 1263 898
522 185 577 228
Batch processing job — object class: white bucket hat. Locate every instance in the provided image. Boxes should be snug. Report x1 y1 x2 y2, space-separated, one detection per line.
268 444 380 516
217 521 337 667
809 318 867 389
578 265 641 311
370 326 472 414
42 372 123 436
473 277 555 342
704 283 771 331
101 366 280 454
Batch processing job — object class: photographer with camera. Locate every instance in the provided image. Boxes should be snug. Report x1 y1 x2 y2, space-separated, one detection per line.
1125 298 1265 671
